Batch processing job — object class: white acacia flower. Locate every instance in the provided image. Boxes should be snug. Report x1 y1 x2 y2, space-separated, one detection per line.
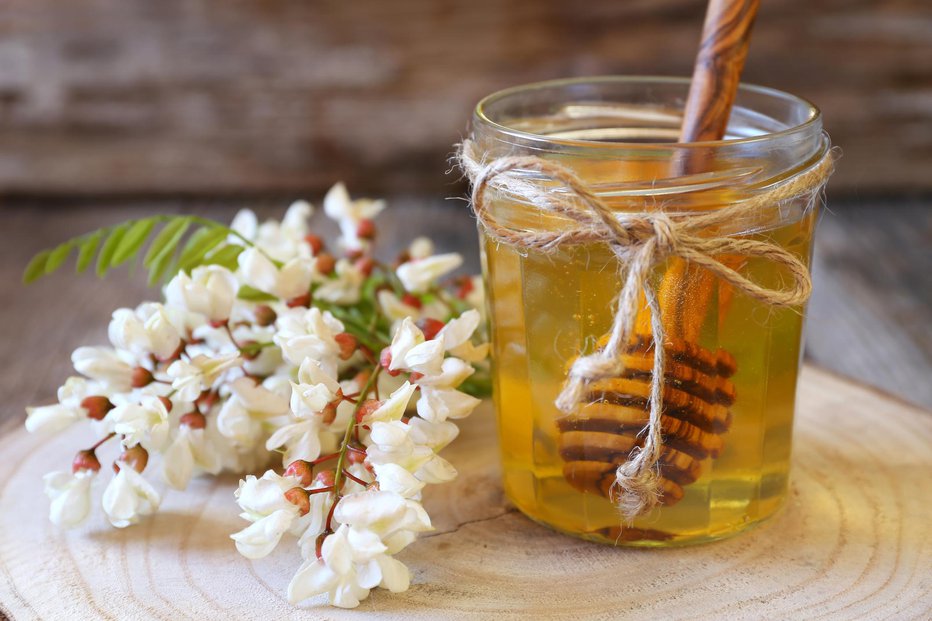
25 376 102 435
377 290 421 324
267 360 342 466
164 265 238 322
162 426 223 490
362 382 417 424
231 471 303 559
72 346 134 391
313 259 364 305
217 377 289 448
166 352 242 402
365 420 457 484
274 307 345 370
108 303 183 360
44 470 95 528
323 182 385 251
101 463 161 528
335 490 432 553
414 358 482 423
372 463 425 499
289 491 428 610
290 359 342 417
109 395 171 451
396 253 462 294
437 309 489 363
238 247 314 300
408 236 434 260
296 479 339 556
231 201 313 262
387 318 444 376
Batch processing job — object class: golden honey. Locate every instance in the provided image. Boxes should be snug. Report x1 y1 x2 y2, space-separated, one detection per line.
472 77 830 545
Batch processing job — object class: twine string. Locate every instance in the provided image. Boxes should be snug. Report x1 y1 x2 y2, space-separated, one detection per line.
458 139 834 520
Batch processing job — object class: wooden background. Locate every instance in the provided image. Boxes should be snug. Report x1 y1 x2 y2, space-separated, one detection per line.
1 0 930 198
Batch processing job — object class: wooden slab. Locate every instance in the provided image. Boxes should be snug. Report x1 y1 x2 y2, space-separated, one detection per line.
0 366 930 620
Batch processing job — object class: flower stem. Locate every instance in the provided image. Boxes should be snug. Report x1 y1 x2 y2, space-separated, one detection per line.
88 432 117 452
326 364 381 531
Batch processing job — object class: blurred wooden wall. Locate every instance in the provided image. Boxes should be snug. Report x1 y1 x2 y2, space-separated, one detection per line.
1 0 929 198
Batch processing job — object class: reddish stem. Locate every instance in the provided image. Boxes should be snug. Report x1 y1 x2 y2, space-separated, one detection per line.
342 469 369 487
88 432 116 452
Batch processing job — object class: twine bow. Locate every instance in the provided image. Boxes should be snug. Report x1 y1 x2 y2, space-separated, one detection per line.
458 139 834 520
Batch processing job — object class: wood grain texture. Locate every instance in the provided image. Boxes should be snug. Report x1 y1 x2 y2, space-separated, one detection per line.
0 367 929 619
0 0 929 197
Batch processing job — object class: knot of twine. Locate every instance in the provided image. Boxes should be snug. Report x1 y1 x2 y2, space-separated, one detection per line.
458 139 834 521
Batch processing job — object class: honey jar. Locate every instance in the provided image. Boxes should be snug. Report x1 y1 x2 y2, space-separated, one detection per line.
465 77 832 545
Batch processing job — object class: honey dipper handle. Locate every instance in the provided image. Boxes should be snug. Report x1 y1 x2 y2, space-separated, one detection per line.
679 0 760 143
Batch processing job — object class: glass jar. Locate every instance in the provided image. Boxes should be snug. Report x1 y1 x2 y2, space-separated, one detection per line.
470 76 830 546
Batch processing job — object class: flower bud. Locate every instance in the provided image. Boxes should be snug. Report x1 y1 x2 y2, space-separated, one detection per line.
158 341 186 363
131 367 155 388
196 390 217 412
334 333 358 361
456 275 476 300
345 248 364 261
401 293 422 310
355 257 375 277
321 400 339 425
115 446 149 473
356 218 376 240
394 250 411 268
379 347 401 376
346 447 367 465
352 369 371 387
417 317 446 341
286 293 311 309
253 304 277 327
158 396 174 413
355 399 381 423
284 460 314 487
304 234 324 255
180 411 206 430
284 487 310 516
209 318 229 329
315 469 335 488
315 253 336 276
315 532 327 560
80 396 115 421
73 449 101 474
240 340 261 361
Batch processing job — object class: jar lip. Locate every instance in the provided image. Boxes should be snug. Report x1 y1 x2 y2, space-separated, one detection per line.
473 75 822 150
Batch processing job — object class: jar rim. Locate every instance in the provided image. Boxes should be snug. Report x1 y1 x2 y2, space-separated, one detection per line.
473 75 821 151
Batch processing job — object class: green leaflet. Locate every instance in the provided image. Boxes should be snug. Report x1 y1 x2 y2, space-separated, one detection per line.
23 215 247 286
111 218 157 266
22 250 52 284
237 285 279 302
76 231 103 274
96 224 131 277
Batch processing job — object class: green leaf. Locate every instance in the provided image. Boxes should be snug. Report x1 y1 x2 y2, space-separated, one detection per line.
204 244 244 271
76 231 103 273
44 241 74 274
237 285 279 302
177 227 229 273
22 251 51 284
147 244 175 287
144 217 191 267
96 223 130 277
112 218 157 266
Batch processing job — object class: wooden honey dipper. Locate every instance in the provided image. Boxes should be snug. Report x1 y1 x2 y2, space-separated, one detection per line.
559 0 761 510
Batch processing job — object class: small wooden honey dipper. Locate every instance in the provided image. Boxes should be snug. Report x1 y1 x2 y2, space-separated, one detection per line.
558 0 760 509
